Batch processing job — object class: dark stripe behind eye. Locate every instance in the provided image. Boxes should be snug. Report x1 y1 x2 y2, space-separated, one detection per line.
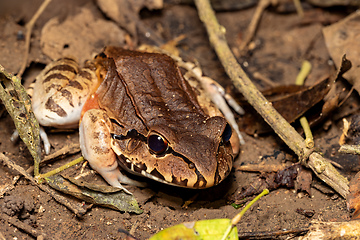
45 64 77 75
43 73 70 83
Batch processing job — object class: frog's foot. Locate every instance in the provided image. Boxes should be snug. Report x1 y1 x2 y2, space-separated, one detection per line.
198 76 245 154
11 126 51 155
96 167 147 194
95 167 134 195
80 109 146 194
39 127 51 154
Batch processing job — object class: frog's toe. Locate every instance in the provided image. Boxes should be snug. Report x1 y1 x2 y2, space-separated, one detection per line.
10 130 19 142
39 127 51 154
11 127 51 154
98 168 133 194
97 167 147 194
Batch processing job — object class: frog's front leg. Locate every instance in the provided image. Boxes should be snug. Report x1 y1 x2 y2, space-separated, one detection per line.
79 109 143 194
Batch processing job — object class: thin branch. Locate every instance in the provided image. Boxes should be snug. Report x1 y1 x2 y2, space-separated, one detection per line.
339 145 360 155
194 0 349 198
296 60 314 148
238 0 271 52
0 213 45 238
0 153 87 217
17 0 52 77
37 156 84 180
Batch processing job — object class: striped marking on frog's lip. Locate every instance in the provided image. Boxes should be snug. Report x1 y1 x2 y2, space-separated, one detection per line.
116 153 212 188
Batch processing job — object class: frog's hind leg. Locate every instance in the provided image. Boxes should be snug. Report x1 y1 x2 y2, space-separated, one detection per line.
80 109 144 194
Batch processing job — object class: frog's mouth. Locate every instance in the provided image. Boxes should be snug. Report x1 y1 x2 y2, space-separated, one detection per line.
116 153 191 188
115 142 233 189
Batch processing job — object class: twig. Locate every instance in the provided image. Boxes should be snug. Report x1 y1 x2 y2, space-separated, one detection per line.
339 145 360 155
26 143 81 175
296 60 314 148
238 227 308 239
0 153 87 217
238 0 271 52
293 0 304 18
0 213 44 238
0 231 6 240
236 162 290 172
221 189 269 240
253 72 279 87
17 0 52 77
194 0 349 198
300 117 314 148
41 143 80 165
37 156 84 180
295 60 312 85
0 176 20 198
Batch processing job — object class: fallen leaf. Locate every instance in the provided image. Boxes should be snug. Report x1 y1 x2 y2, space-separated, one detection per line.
0 64 41 175
347 171 360 219
41 7 126 64
46 175 143 214
238 76 332 134
96 0 163 40
296 168 312 195
149 218 237 240
323 11 360 96
299 220 360 239
234 164 310 204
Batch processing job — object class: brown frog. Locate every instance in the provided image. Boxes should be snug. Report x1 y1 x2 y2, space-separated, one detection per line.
31 46 235 192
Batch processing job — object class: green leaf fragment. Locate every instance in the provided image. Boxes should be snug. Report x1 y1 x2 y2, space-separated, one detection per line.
0 64 41 175
46 175 143 214
149 218 238 240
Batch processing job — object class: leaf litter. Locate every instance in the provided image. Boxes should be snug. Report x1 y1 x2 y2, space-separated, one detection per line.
1 0 360 239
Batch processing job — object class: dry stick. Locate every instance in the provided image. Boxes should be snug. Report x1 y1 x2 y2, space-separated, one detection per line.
339 145 360 155
26 143 81 174
194 0 349 198
41 143 80 164
0 153 87 217
0 213 44 238
37 156 84 180
0 176 20 198
17 0 52 77
295 60 314 148
238 0 271 52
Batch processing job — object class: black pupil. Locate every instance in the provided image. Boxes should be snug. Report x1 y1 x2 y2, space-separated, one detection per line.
222 123 232 142
148 134 168 154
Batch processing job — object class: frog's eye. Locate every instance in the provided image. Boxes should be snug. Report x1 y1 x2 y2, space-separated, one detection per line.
222 123 232 143
147 133 168 154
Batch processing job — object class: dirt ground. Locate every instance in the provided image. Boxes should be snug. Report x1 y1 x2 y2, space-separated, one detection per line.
0 0 359 239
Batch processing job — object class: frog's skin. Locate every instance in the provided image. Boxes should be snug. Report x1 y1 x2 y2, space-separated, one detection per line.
32 46 235 192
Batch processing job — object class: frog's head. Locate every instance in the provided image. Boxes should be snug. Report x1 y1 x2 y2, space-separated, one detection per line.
96 46 234 188
112 116 233 188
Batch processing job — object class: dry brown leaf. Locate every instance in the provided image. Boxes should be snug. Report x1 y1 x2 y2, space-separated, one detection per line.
323 11 360 96
238 77 331 134
347 171 360 219
41 7 126 63
96 0 163 39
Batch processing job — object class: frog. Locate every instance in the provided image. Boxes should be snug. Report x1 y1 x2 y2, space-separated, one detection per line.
31 46 237 192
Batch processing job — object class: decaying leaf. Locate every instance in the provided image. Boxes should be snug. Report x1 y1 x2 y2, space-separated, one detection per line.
299 220 360 239
149 219 237 240
150 189 269 240
238 55 353 135
0 64 41 175
41 7 126 64
234 164 311 204
238 76 332 134
96 0 163 43
296 167 313 196
46 175 143 214
323 10 360 96
347 171 360 219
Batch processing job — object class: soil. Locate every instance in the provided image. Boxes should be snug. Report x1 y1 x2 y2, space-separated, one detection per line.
0 0 358 239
